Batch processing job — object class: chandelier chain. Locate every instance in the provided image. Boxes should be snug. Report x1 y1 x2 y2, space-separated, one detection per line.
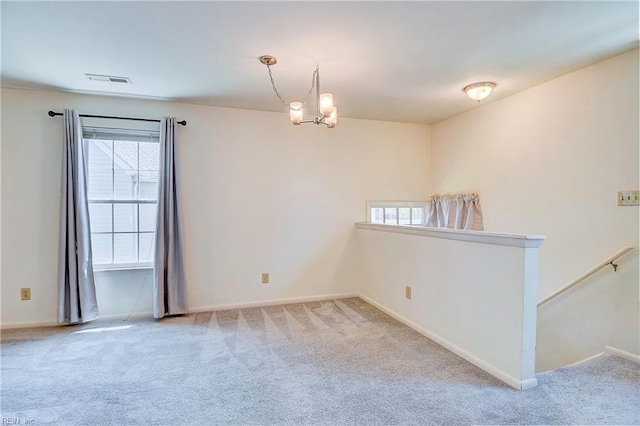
266 64 318 108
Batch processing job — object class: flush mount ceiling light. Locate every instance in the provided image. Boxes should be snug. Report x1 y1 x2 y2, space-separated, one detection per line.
463 82 496 102
259 55 337 128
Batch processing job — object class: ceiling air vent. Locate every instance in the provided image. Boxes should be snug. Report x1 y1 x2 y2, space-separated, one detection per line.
86 73 132 84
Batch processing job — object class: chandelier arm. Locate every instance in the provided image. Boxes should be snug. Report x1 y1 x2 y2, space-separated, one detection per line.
265 64 318 108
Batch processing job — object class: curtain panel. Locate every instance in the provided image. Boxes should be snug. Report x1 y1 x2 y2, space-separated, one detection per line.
57 109 99 324
153 117 188 318
426 193 484 231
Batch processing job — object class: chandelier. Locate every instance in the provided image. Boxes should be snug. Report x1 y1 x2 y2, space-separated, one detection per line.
259 55 337 128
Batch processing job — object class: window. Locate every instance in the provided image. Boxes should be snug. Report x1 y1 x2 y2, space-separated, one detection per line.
84 127 160 269
367 201 427 226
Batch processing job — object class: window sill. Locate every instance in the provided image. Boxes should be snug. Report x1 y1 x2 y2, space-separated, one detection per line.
356 222 546 248
93 263 154 272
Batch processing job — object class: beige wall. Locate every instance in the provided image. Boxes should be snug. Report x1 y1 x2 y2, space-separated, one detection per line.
1 88 431 326
431 49 639 369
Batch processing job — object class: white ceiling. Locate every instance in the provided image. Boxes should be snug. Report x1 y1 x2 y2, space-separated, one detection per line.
2 1 638 124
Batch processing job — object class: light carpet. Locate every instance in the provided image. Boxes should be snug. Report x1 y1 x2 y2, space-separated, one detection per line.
2 297 638 425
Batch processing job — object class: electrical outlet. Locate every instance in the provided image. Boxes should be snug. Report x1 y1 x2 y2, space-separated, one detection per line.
262 273 269 284
618 190 639 206
21 287 31 301
405 286 412 300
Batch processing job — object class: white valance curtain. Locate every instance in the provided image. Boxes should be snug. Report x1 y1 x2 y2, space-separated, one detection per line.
426 193 484 231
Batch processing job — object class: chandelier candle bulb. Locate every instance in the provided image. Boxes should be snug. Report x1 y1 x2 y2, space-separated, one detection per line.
325 106 338 127
289 102 303 124
319 93 334 116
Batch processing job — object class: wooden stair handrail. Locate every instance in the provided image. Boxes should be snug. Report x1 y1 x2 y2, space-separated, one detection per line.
537 246 635 308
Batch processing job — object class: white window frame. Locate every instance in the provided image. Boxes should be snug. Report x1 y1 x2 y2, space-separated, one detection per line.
84 125 160 271
90 199 157 272
366 201 428 226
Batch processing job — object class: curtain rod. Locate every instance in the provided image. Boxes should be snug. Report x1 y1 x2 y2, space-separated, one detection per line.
48 111 187 126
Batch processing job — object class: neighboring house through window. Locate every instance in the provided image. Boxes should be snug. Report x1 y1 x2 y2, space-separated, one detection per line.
84 127 160 269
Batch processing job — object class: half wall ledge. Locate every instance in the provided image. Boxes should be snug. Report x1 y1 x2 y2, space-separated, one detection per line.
356 221 545 389
355 222 546 248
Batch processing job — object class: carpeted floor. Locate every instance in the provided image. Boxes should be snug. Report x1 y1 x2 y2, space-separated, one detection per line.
2 297 639 425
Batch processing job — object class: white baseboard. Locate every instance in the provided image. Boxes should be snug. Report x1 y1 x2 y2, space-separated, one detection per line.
1 320 59 330
358 294 536 391
560 352 605 369
98 311 154 322
189 292 359 313
92 292 360 321
605 346 640 364
98 293 360 320
1 313 157 329
1 293 360 330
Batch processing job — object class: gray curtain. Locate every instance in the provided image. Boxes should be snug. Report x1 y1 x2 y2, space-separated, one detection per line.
154 117 187 318
58 109 99 324
426 193 484 231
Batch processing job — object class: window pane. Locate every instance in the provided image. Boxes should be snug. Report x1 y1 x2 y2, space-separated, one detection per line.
384 208 397 224
398 208 411 225
114 140 138 170
412 208 424 225
114 170 138 199
91 234 112 264
139 174 159 200
139 233 155 263
89 203 112 233
114 203 138 232
371 207 384 224
114 233 137 263
87 139 114 199
87 140 113 170
139 203 157 232
139 142 159 171
87 169 113 200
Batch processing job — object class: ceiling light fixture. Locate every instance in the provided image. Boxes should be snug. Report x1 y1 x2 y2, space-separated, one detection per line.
463 82 496 102
259 55 337 128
